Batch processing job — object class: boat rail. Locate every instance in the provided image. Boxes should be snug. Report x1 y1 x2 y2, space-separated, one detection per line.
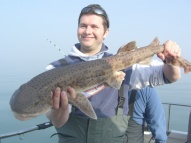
162 102 191 131
0 103 191 142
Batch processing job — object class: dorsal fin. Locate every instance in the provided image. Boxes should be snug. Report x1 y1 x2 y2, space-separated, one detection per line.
149 37 160 46
117 41 138 55
138 37 160 65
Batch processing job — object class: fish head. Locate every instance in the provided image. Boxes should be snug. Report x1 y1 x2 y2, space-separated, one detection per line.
10 83 51 121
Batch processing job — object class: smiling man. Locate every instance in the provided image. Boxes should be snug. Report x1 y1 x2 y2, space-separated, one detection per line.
46 4 181 143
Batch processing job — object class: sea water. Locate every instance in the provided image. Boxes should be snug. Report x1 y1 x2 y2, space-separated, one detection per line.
0 71 58 143
0 70 190 143
156 73 191 132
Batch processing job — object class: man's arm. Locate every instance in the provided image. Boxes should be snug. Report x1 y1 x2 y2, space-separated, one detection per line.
163 64 181 82
158 40 181 82
128 40 182 90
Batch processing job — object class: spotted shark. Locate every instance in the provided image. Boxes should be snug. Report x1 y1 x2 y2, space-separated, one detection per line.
10 37 191 121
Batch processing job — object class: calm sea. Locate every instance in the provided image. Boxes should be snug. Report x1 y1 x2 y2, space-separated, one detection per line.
0 70 191 143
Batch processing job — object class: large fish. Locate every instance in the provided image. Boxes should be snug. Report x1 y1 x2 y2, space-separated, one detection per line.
10 38 191 121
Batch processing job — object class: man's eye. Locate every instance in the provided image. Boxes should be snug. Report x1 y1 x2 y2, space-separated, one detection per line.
80 24 86 28
92 26 98 29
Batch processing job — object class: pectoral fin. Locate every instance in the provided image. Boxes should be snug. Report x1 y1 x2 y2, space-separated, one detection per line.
68 93 97 120
106 71 125 89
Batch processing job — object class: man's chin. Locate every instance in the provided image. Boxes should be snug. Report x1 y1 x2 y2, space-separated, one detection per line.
81 42 93 48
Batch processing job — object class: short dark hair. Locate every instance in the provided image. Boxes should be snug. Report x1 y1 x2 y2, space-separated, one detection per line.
78 4 109 31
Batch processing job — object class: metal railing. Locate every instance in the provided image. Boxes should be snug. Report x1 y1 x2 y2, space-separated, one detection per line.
0 103 190 142
162 103 191 131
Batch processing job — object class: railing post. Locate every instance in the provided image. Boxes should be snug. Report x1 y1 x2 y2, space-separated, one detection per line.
187 110 191 143
167 103 171 131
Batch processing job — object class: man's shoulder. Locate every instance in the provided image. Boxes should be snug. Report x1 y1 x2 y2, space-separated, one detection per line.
46 56 74 70
137 87 158 102
103 52 113 57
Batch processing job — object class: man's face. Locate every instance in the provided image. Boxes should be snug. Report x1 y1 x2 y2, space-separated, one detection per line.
77 14 108 55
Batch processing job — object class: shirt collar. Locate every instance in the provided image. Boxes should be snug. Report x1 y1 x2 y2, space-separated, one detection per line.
69 43 109 61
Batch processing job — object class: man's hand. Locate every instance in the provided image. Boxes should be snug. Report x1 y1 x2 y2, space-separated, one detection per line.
51 86 76 110
46 86 76 128
157 40 181 82
157 40 181 61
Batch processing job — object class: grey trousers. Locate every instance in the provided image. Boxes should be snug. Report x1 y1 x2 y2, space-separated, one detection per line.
55 109 129 143
126 117 144 143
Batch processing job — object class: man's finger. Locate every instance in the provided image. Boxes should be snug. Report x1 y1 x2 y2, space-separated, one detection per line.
52 87 61 109
67 86 76 99
60 91 69 111
157 53 165 61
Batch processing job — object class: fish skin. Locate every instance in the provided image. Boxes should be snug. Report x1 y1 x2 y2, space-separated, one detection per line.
9 37 191 121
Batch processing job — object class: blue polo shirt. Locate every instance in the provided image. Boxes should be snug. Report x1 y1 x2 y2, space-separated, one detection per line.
129 87 167 142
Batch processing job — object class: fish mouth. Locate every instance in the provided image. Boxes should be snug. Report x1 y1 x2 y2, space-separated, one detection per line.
12 111 39 121
12 109 49 121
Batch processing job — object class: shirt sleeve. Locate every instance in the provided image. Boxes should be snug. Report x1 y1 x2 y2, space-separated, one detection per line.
144 88 167 142
46 64 55 70
45 60 62 70
129 59 168 90
130 87 167 142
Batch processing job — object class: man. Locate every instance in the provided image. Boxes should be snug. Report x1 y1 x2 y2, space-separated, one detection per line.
127 86 167 143
46 4 181 143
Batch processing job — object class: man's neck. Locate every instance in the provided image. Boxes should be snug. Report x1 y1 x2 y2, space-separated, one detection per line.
80 45 102 56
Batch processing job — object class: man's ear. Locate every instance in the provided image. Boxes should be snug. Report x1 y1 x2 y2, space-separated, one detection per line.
103 28 109 39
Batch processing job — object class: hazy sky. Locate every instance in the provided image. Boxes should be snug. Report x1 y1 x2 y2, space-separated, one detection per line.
1 0 191 76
